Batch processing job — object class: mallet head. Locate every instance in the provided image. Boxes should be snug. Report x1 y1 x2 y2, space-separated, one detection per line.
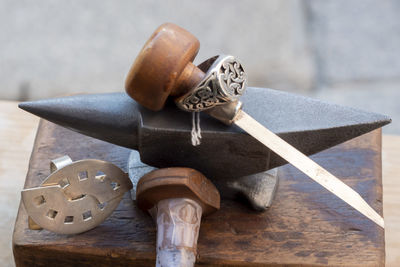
125 23 205 111
136 167 220 215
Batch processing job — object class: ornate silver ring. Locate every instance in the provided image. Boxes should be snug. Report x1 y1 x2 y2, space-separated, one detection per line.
175 55 248 112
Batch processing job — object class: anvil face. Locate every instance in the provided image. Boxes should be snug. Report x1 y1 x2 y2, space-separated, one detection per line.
19 87 390 180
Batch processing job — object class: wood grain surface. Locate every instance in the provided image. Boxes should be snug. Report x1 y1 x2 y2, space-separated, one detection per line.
12 119 385 266
382 135 400 266
0 101 39 267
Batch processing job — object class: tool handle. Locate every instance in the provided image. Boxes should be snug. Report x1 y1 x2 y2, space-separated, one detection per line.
151 198 203 267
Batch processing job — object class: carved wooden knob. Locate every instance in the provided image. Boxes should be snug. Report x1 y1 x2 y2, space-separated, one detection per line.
125 23 206 111
136 167 220 267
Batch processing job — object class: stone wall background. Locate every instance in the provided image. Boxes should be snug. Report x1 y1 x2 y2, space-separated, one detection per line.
1 0 399 133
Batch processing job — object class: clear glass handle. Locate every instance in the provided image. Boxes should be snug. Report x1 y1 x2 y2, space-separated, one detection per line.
149 198 203 267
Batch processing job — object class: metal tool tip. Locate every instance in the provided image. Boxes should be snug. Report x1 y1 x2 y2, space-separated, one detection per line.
18 101 31 112
18 100 51 118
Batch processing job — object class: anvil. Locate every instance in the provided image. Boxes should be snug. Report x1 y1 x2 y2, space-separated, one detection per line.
20 87 390 181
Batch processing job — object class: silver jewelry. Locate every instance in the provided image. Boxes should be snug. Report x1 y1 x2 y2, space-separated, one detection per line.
21 156 132 234
175 55 247 112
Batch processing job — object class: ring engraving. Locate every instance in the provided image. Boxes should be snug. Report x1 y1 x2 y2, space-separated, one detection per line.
176 55 247 112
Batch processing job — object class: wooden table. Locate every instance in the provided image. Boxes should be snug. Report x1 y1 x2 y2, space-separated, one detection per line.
0 101 39 267
382 135 400 265
1 100 399 266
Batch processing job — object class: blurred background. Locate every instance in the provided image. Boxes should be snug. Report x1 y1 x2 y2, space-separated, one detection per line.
1 0 399 132
1 1 400 266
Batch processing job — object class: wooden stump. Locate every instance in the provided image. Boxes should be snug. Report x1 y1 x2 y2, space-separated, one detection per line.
13 120 385 266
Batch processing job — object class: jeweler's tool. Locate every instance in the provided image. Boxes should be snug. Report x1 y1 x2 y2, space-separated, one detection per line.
18 90 390 181
125 23 385 228
136 167 220 267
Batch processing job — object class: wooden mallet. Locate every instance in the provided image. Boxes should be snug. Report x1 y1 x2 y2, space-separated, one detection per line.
136 167 220 267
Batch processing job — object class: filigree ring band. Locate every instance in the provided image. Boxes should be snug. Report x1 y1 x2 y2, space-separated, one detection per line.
175 55 248 112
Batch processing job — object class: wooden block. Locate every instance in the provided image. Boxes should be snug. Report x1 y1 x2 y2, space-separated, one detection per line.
13 120 385 266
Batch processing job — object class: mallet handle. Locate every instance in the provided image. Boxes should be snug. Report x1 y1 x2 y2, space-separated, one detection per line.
151 198 203 267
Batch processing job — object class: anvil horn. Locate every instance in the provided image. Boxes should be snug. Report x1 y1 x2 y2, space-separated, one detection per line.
19 87 390 180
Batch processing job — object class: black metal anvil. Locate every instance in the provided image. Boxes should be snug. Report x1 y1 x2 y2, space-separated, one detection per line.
20 87 390 181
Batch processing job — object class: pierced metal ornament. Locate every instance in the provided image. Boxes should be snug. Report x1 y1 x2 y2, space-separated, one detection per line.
21 156 132 234
175 55 247 112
